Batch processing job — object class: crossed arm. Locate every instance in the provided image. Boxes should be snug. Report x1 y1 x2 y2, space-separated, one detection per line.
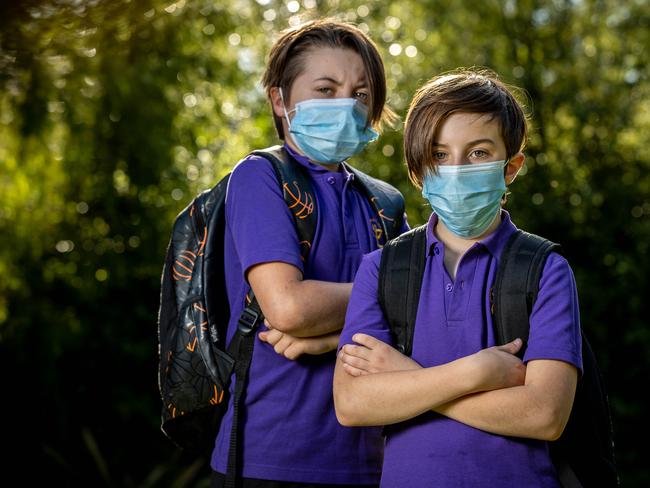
248 261 350 359
334 334 578 441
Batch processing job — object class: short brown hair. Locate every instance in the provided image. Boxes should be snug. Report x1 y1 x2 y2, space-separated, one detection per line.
261 19 395 139
404 68 529 188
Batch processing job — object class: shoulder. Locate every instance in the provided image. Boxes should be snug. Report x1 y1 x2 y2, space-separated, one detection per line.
352 249 383 289
504 228 573 282
541 251 575 282
230 153 277 182
352 167 403 200
226 153 288 204
361 248 383 271
347 165 407 238
537 252 580 308
352 167 402 192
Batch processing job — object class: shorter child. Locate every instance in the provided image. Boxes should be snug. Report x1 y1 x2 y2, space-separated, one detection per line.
333 69 582 487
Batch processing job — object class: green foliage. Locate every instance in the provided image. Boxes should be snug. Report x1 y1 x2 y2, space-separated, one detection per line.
1 0 648 485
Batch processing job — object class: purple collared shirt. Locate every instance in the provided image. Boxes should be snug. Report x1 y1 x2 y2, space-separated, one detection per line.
212 144 408 484
340 211 582 487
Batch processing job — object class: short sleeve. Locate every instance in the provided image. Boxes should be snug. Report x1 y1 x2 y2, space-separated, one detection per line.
524 252 583 374
226 155 304 277
339 249 394 349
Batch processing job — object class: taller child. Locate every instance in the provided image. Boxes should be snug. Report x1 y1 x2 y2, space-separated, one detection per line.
211 19 408 487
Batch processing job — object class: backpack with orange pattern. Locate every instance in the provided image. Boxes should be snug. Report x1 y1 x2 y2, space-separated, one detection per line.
157 145 405 459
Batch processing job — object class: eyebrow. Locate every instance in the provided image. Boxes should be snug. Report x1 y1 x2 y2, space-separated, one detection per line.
466 138 497 146
313 76 368 88
313 76 341 85
432 138 497 147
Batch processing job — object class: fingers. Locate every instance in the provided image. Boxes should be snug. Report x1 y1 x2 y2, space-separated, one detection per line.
258 328 284 346
342 362 367 377
497 338 523 355
283 343 302 361
338 346 370 371
340 343 372 361
273 334 293 357
259 329 303 360
351 333 383 349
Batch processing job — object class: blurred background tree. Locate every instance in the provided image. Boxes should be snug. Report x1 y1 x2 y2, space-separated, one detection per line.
1 0 648 485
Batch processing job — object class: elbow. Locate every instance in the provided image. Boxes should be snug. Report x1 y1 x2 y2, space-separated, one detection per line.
334 399 365 427
338 416 364 427
542 418 569 442
334 408 356 427
534 406 571 441
262 296 307 334
333 379 366 427
538 425 564 442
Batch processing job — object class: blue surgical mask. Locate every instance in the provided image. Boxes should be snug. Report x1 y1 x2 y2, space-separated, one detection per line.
421 160 508 238
281 90 378 164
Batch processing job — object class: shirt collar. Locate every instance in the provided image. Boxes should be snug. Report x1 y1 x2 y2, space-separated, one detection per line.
425 210 518 257
425 213 441 253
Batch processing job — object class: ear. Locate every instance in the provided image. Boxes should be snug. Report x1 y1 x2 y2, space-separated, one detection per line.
505 152 525 185
269 87 286 118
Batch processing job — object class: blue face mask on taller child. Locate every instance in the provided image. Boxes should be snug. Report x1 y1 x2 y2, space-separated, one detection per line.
421 160 508 238
283 97 378 164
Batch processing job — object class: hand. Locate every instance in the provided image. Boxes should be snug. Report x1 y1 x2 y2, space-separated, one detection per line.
338 333 421 376
258 320 339 360
468 339 527 392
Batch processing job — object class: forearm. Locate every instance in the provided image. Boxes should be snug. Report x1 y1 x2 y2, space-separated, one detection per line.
334 356 477 426
248 262 352 337
435 387 552 439
289 279 352 336
264 279 352 337
435 361 577 441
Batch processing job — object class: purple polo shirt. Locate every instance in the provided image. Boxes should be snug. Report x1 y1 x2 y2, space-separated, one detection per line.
340 211 582 487
211 144 408 484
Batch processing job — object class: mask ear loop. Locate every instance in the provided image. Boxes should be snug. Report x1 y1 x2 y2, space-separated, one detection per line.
504 157 524 182
502 158 512 204
279 87 308 156
278 87 295 128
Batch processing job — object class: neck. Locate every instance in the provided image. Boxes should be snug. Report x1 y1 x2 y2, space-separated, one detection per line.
283 137 340 172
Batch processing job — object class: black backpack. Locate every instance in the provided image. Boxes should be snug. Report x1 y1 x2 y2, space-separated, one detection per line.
157 145 405 480
378 225 618 488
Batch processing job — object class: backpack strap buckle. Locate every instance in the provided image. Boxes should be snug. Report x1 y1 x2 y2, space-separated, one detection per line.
237 306 261 336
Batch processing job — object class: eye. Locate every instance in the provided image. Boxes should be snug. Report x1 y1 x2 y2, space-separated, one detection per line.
433 151 448 162
469 149 489 160
354 91 369 102
316 87 334 96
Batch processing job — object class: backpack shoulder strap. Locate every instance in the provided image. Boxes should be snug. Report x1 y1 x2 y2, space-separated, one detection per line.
492 231 618 487
491 229 561 352
251 145 317 262
378 224 428 355
344 163 406 244
223 146 318 487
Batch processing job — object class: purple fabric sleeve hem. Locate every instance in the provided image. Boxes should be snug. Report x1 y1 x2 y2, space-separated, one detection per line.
241 251 305 280
524 346 583 375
